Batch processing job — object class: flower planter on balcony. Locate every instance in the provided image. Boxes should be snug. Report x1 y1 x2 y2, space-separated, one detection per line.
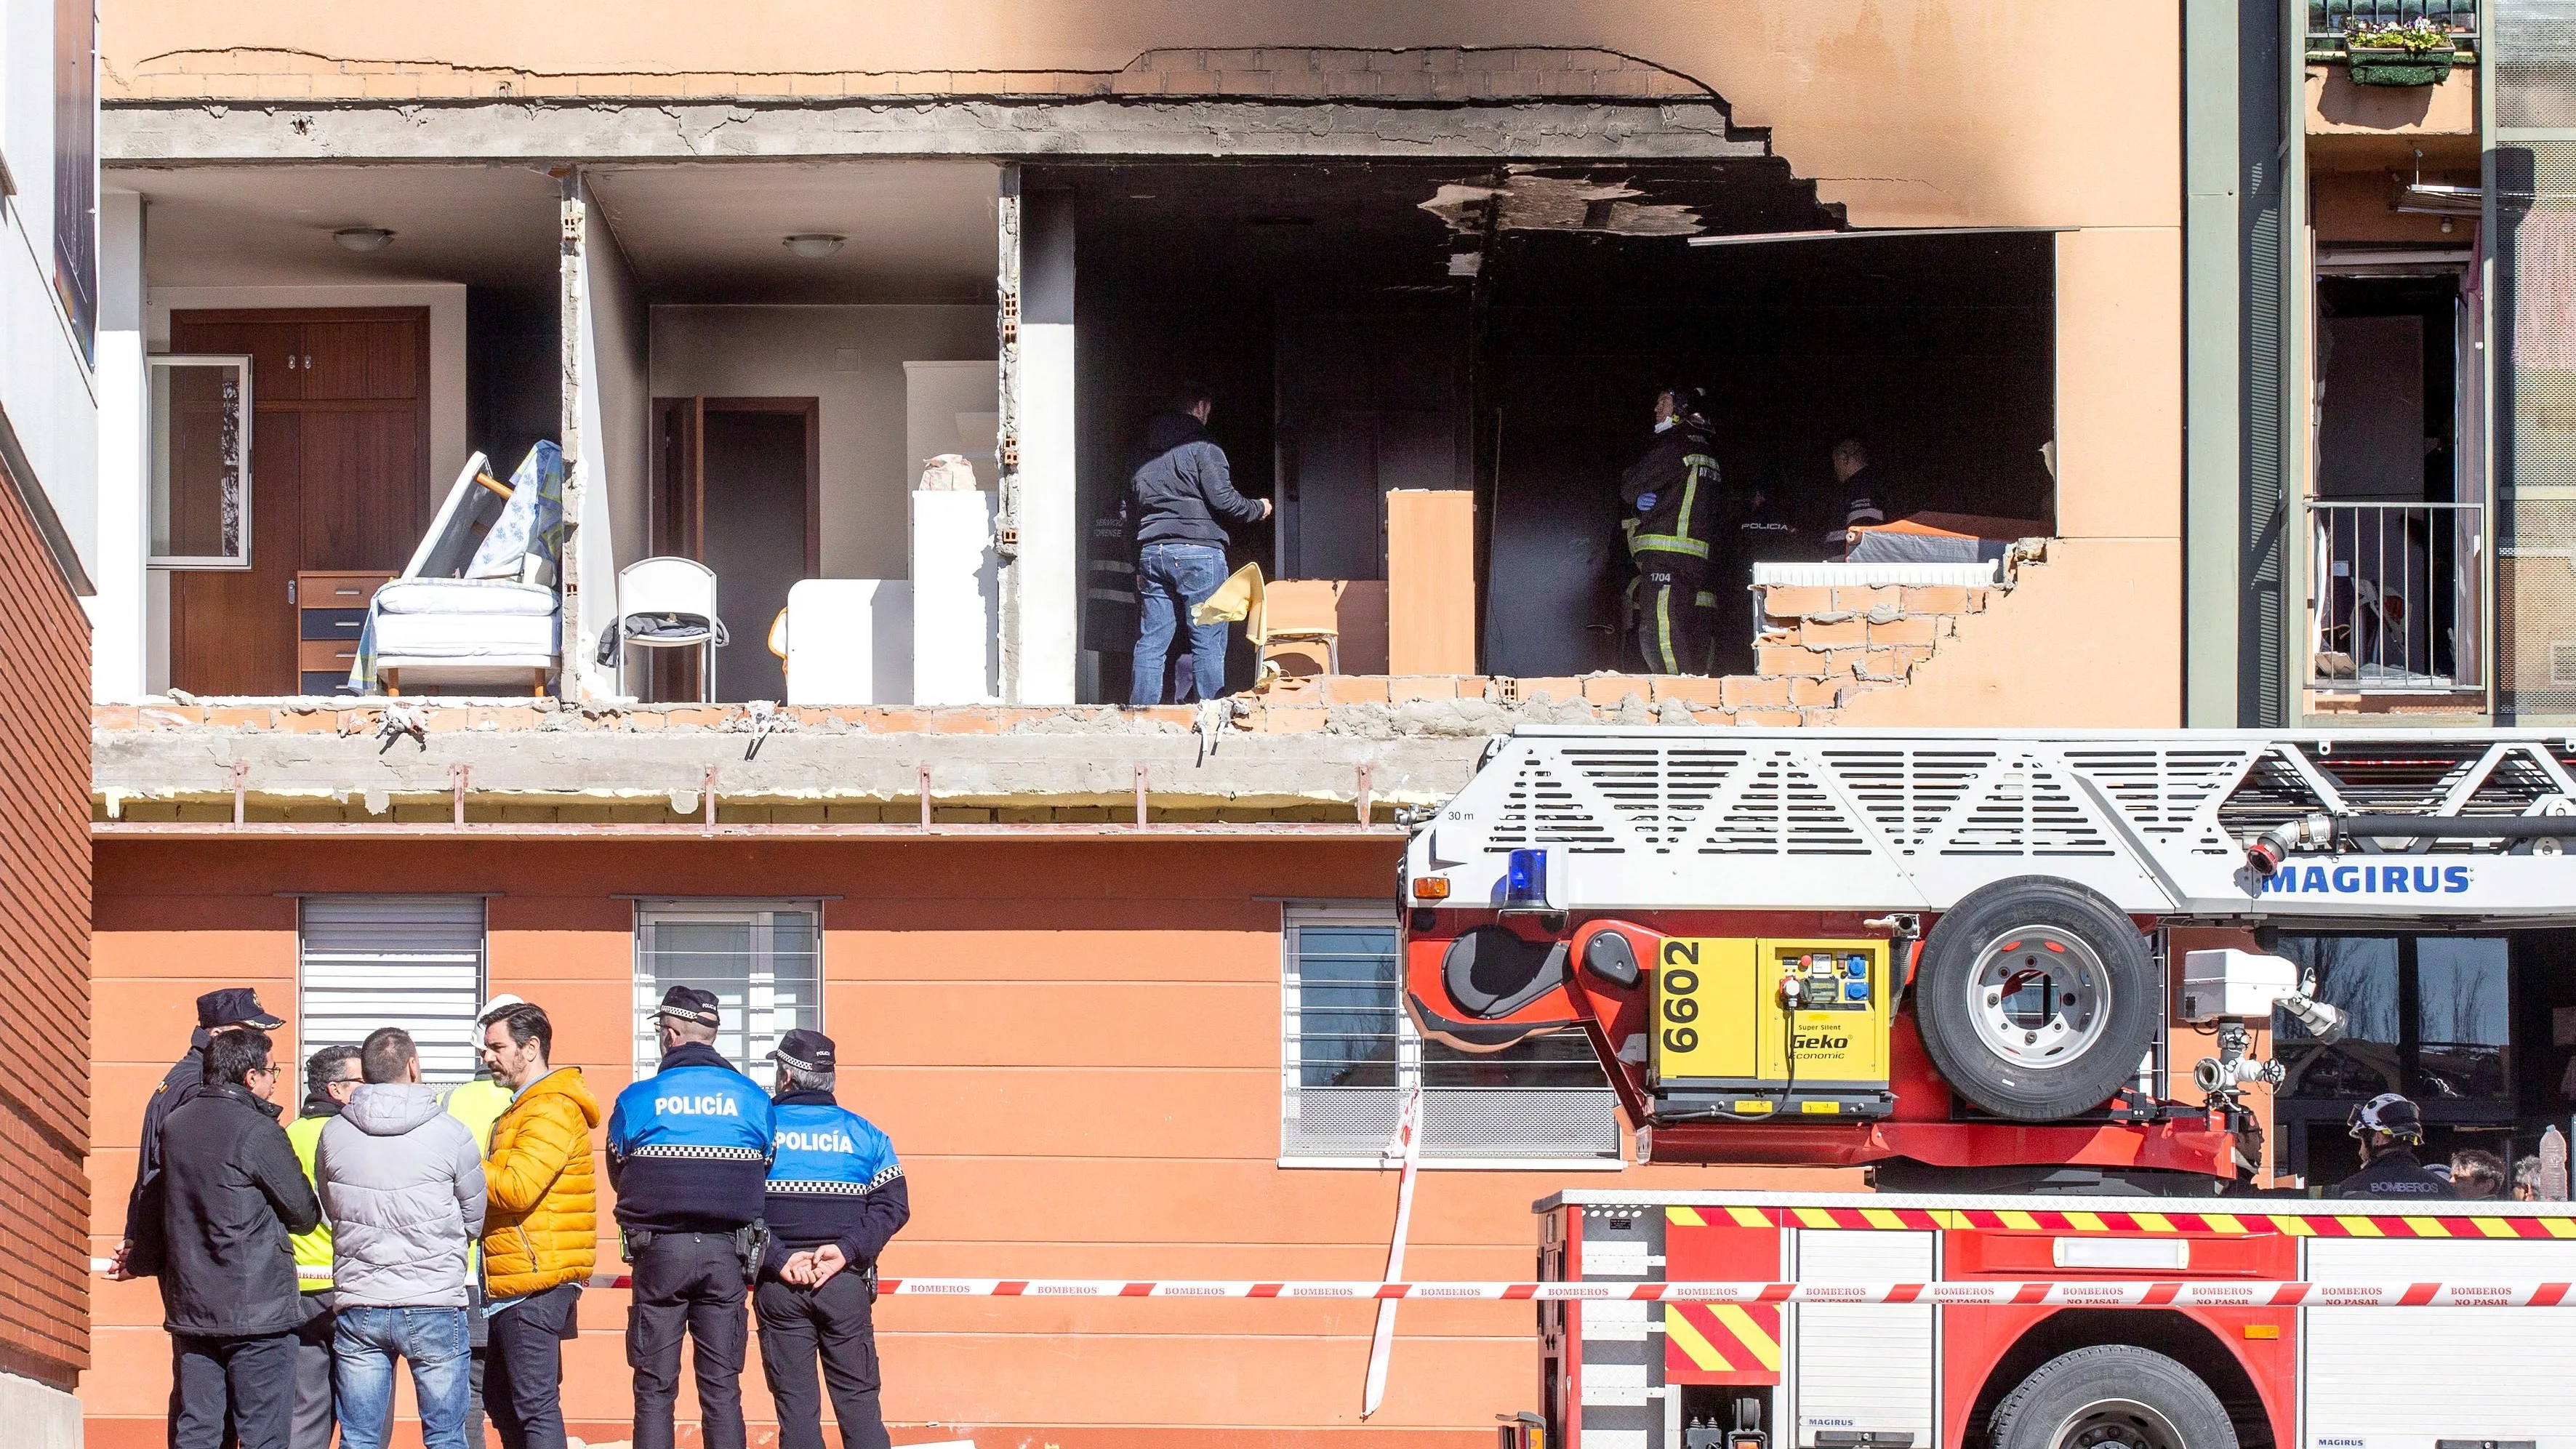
2344 44 2457 87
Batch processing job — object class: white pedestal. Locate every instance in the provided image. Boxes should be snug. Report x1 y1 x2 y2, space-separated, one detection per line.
910 489 998 705
783 579 913 705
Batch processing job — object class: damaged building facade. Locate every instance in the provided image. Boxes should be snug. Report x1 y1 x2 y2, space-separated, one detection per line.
74 1 2561 1445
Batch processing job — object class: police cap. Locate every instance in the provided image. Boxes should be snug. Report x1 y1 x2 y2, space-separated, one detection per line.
776 1029 835 1072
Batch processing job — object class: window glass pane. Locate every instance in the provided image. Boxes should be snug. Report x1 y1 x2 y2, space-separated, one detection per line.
1293 925 1399 1088
635 906 820 1076
1421 1029 1608 1090
2416 936 2511 1101
1281 908 1618 1162
149 360 248 563
2276 936 2402 1099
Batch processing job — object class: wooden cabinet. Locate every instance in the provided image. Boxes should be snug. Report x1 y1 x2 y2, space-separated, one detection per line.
166 307 429 697
296 570 393 695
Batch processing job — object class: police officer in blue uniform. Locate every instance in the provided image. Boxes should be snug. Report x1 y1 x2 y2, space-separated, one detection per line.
756 1030 909 1449
606 987 777 1449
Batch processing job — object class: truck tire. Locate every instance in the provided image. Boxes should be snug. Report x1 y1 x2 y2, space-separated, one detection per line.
1988 1344 2236 1449
1914 877 2157 1123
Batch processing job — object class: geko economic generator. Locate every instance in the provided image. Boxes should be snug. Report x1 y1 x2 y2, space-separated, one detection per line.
1400 728 2576 1182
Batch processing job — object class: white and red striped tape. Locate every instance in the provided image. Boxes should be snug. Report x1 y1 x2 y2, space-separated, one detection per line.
92 1261 2576 1306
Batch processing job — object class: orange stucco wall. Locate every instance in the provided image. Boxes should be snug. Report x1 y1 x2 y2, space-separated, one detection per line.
89 838 1855 1448
105 0 2179 232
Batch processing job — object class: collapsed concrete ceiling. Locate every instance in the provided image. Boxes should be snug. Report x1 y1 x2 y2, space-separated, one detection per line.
1421 171 1704 238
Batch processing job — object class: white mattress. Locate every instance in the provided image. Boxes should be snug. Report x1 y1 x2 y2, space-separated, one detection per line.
375 578 558 617
374 609 560 658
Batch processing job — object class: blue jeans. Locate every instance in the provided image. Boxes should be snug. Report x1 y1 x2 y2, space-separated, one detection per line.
333 1305 471 1449
1131 542 1231 705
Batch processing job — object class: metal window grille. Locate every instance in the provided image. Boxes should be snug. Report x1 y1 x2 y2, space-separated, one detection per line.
1280 902 1618 1162
633 901 822 1077
2307 501 2484 691
297 896 489 1091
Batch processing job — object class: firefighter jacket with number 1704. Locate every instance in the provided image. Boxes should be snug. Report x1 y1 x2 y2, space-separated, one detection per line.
760 1086 910 1280
1621 421 1720 563
606 1040 777 1233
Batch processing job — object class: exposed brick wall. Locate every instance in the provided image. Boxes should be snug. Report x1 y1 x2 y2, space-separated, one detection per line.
108 44 1714 105
0 470 94 1389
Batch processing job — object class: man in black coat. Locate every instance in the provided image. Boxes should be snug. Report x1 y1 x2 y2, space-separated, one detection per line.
130 1028 324 1449
114 987 288 1275
1126 385 1270 705
2334 1092 2455 1200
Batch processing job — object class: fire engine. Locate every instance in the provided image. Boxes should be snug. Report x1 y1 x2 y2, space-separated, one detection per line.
1400 728 2576 1447
1530 1188 2576 1449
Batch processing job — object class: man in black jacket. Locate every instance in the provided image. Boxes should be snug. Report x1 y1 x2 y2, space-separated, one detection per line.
131 1028 324 1449
2334 1093 2455 1199
1127 385 1270 705
1621 385 1722 675
114 987 288 1277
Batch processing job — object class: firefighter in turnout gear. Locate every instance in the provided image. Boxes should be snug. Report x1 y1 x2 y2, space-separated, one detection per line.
1622 384 1722 675
606 987 777 1449
756 1030 910 1449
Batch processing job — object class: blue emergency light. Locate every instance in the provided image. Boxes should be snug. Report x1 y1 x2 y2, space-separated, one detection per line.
1504 848 1550 908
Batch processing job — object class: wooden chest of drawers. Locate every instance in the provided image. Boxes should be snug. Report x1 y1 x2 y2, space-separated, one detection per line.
294 571 395 694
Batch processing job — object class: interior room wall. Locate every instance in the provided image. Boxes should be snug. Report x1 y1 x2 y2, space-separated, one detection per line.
579 207 651 575
467 285 563 482
569 180 651 699
649 305 995 582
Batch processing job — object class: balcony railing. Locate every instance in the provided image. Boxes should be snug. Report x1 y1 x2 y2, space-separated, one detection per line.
2308 499 2484 694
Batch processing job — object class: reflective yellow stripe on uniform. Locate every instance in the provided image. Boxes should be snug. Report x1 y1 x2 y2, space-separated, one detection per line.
1674 453 1717 545
1655 589 1678 672
1632 535 1712 558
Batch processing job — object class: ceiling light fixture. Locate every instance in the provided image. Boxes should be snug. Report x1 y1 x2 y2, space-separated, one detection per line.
334 228 395 253
784 234 847 259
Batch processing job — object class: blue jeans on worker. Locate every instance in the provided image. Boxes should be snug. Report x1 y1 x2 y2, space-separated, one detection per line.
1131 541 1230 705
333 1305 471 1449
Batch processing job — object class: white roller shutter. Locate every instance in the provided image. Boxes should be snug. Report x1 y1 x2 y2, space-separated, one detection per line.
298 896 488 1087
2304 1236 2576 1447
1791 1228 1936 1448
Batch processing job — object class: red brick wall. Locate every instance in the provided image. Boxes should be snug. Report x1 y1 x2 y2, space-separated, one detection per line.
0 470 94 1391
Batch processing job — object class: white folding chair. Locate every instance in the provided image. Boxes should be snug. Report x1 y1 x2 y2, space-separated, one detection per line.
614 557 724 702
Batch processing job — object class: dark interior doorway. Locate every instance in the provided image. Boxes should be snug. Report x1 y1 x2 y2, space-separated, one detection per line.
649 396 818 703
1046 160 2058 697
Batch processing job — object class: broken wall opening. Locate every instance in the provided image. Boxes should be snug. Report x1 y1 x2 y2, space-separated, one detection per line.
577 162 1001 705
114 162 564 698
1052 160 2056 699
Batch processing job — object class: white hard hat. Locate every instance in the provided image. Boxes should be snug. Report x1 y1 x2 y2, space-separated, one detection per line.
476 993 527 1026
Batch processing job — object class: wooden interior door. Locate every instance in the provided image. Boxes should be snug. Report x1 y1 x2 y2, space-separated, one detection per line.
168 308 430 695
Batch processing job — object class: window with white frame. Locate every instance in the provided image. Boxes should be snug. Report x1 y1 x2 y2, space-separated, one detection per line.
1281 902 1618 1163
633 901 822 1077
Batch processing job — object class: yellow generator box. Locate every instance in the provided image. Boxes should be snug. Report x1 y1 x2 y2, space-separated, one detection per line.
1648 936 1893 1117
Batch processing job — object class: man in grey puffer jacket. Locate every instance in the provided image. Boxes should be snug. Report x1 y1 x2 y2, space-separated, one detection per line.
315 1027 487 1449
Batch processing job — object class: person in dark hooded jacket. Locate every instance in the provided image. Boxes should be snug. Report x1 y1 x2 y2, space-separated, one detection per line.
133 1027 324 1449
1127 385 1269 705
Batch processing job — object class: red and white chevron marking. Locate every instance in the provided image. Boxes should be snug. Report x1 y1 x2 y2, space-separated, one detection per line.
92 1263 2576 1305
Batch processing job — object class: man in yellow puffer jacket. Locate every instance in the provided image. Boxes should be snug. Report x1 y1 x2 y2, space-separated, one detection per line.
477 1001 601 1449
